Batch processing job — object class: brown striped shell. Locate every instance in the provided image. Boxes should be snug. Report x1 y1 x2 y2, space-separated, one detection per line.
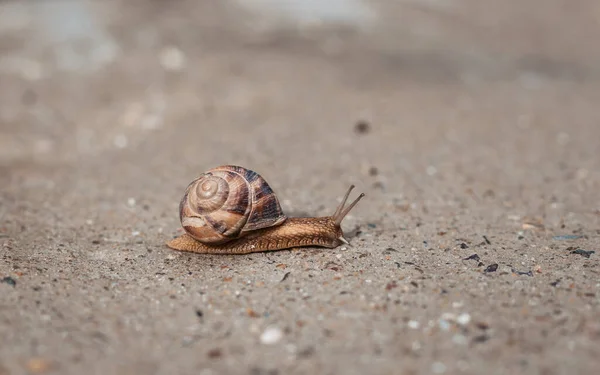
179 165 287 244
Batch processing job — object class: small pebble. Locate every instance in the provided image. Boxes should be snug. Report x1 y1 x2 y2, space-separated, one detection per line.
473 334 490 344
1 276 16 287
354 120 371 134
571 249 594 258
484 264 498 273
260 326 283 345
407 320 420 329
456 313 471 326
127 197 136 207
207 348 222 358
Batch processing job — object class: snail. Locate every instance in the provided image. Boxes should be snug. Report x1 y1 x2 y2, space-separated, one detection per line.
166 165 364 254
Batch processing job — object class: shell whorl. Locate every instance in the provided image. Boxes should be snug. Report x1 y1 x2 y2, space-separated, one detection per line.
179 165 287 244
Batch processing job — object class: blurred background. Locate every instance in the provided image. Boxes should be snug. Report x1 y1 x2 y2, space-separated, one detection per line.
2 0 598 165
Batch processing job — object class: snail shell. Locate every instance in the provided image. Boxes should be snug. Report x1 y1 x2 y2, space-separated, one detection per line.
179 165 287 244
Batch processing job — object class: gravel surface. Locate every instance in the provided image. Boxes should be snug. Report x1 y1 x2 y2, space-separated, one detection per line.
1 1 599 374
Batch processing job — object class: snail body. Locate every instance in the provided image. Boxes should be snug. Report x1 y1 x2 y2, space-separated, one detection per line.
166 165 364 254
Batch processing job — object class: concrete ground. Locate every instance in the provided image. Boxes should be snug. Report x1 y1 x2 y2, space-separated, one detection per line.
1 1 599 374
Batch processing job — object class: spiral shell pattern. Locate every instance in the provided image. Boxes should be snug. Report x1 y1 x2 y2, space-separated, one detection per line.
179 165 287 243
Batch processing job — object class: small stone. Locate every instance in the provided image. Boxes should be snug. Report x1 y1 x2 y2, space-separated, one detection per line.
426 166 437 176
260 326 283 345
1 276 16 287
484 264 498 273
127 197 136 207
456 313 471 326
354 120 371 134
473 334 490 343
407 320 420 329
207 348 222 358
571 249 595 258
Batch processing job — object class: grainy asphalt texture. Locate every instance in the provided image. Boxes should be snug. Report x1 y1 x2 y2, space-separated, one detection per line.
1 1 599 374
